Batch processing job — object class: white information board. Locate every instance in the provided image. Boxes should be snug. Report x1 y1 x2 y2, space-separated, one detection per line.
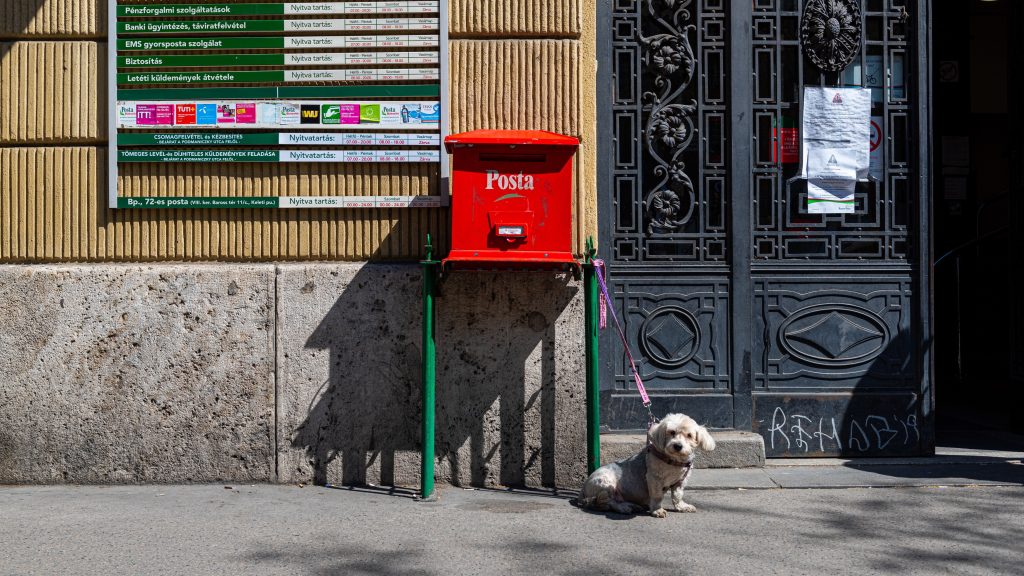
109 1 449 209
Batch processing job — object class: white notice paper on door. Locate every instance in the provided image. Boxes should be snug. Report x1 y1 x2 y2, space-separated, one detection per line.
801 87 871 213
805 147 857 213
808 178 857 213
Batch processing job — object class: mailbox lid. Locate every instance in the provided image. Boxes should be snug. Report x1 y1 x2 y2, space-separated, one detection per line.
444 130 579 151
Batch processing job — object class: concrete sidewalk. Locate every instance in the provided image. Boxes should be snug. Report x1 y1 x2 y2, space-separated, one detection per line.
692 458 1024 490
3 469 1024 576
4 445 1023 575
688 434 1024 489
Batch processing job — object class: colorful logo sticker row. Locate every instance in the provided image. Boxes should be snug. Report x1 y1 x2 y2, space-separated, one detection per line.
117 101 441 129
117 2 440 17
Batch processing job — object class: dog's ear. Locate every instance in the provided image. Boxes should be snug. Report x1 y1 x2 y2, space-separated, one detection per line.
648 419 668 450
696 425 716 451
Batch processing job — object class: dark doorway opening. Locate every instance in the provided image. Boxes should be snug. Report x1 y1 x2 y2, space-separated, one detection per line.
933 0 1024 444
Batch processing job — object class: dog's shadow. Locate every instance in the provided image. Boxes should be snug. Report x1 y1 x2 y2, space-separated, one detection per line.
575 507 643 521
567 497 654 521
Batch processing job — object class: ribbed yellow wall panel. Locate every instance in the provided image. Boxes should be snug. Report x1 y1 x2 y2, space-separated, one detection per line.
0 0 104 38
449 0 581 38
450 40 580 136
578 0 597 251
0 1 598 262
0 41 103 144
450 39 591 252
0 147 448 261
118 161 446 261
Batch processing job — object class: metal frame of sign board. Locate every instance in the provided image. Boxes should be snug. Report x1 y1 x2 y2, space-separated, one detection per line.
107 0 450 209
107 2 117 209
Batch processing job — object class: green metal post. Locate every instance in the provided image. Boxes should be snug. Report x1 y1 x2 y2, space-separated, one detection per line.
420 235 438 500
584 237 601 473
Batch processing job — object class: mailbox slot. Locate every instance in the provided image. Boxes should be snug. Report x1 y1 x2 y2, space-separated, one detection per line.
478 153 547 163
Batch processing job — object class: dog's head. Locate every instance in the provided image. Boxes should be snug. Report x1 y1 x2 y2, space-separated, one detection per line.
650 413 716 462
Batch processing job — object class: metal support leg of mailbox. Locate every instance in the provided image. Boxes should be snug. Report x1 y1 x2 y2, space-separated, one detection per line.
584 237 600 474
420 235 438 501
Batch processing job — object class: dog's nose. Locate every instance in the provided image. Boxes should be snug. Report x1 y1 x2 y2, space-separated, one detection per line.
670 442 684 452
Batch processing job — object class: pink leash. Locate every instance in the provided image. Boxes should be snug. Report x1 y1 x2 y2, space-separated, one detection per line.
593 259 657 428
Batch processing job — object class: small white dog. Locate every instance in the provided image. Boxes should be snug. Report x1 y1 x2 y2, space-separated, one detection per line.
578 413 716 518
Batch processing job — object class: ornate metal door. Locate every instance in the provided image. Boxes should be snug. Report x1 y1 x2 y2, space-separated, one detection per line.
598 0 736 430
597 0 932 456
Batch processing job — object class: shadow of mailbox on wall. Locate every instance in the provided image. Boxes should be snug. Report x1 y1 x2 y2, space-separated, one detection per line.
290 258 580 488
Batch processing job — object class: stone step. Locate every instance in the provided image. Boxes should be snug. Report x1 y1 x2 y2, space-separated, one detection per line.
600 430 766 469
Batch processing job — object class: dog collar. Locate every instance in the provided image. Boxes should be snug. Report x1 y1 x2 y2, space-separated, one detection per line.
646 444 693 469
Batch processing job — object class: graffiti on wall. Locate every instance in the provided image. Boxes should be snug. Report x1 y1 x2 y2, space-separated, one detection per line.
762 405 921 455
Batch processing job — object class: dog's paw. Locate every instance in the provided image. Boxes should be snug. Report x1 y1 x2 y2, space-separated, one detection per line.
673 502 697 513
650 508 668 518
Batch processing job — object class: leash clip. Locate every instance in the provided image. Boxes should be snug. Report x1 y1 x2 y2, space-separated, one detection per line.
645 403 657 430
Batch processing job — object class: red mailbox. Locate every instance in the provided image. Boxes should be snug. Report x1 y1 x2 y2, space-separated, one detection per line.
442 130 579 271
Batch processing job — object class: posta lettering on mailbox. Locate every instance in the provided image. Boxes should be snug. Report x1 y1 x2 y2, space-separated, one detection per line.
485 170 535 191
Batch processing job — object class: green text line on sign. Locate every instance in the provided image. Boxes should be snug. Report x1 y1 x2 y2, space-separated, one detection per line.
116 2 439 17
117 196 444 209
117 69 438 85
117 52 440 68
116 35 439 51
118 71 285 85
118 150 441 162
117 18 439 35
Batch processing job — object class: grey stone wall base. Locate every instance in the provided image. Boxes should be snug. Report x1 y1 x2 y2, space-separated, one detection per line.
1 263 587 490
0 265 276 483
600 431 766 469
273 264 423 489
276 264 586 490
